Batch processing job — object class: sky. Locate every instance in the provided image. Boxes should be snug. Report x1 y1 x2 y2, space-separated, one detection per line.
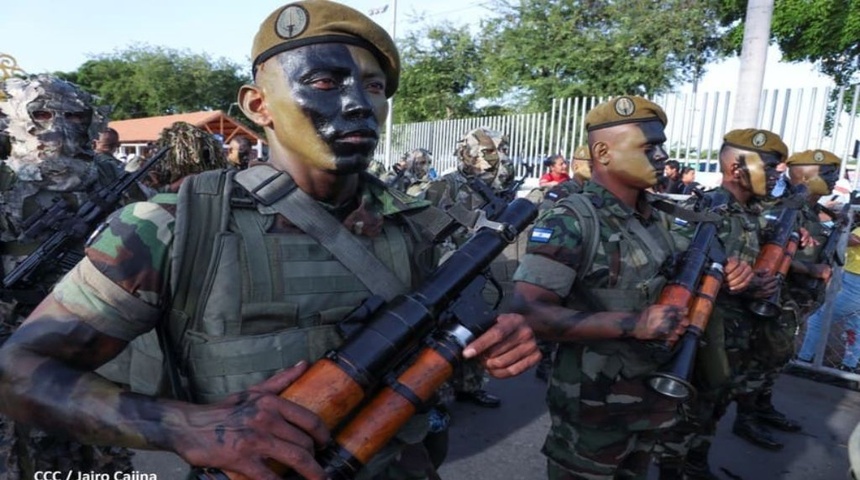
0 0 834 92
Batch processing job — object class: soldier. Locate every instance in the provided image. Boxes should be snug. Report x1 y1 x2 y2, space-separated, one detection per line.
656 129 785 479
422 126 514 408
145 121 231 192
387 148 434 197
0 3 539 480
511 96 753 479
795 149 851 364
0 74 134 479
732 148 841 450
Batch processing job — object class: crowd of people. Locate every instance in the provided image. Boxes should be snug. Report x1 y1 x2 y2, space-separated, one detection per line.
0 1 854 480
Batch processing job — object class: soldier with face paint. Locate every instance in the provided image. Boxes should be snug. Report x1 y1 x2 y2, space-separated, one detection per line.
511 97 751 480
0 74 134 479
421 127 514 409
0 3 539 480
655 129 785 479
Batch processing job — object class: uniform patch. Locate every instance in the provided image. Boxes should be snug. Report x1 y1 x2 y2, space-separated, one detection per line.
673 218 689 227
276 5 310 39
530 227 554 243
814 151 825 162
614 97 636 117
752 132 767 147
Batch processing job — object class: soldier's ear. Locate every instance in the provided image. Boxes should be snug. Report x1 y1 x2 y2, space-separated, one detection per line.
238 84 272 128
592 141 610 165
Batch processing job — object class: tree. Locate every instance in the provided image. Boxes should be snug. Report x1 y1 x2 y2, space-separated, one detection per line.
63 45 250 120
395 23 490 122
477 0 727 110
719 0 860 87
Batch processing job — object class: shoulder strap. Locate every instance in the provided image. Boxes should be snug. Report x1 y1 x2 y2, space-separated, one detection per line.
235 165 407 301
557 193 601 280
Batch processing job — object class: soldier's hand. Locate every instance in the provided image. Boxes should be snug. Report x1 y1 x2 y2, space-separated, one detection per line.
464 313 541 378
748 270 779 298
178 361 330 480
723 257 754 293
633 305 689 343
799 228 818 249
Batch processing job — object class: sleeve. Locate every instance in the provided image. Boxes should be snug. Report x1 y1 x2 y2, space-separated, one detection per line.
50 200 176 341
512 206 584 298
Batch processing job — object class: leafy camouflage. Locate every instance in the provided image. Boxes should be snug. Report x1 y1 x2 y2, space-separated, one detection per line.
0 75 133 479
388 148 434 197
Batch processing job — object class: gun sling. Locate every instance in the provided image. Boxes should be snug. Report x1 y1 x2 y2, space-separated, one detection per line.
235 166 408 302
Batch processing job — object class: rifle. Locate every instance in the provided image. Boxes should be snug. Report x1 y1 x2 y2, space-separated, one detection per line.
193 198 538 480
2 147 167 288
748 184 808 319
802 203 850 298
646 189 729 401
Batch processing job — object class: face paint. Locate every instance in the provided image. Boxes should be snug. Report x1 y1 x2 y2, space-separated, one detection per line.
572 159 591 181
818 164 839 191
737 151 780 197
257 44 388 174
606 120 667 188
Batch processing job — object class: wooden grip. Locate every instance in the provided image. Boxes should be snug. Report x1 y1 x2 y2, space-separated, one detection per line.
657 284 694 309
777 238 800 277
225 358 366 480
688 272 722 331
753 243 784 276
334 347 454 464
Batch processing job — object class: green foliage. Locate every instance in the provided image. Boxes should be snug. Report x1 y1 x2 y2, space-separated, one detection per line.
477 0 727 110
66 45 250 120
395 23 488 122
719 0 860 87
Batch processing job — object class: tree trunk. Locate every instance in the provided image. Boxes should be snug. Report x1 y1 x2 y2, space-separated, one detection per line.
731 0 774 129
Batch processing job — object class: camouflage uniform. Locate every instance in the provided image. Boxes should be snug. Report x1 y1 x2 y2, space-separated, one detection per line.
514 182 681 479
421 128 511 407
0 75 134 479
388 149 433 197
656 186 764 477
48 168 439 479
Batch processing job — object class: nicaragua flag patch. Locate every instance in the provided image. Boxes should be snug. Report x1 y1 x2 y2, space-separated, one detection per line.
530 227 554 243
674 218 689 227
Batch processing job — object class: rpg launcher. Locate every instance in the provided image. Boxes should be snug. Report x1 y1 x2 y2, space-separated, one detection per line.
192 198 538 480
803 203 851 298
647 189 729 401
2 147 167 289
748 184 808 319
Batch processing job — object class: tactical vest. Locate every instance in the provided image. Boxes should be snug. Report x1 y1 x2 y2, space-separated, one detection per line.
130 170 416 404
549 192 679 432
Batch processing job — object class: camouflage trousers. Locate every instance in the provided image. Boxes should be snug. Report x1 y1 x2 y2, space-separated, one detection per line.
653 387 728 468
734 305 800 397
544 425 661 480
450 359 489 394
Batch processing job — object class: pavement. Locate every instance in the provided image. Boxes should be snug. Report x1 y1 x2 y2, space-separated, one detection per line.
131 368 860 480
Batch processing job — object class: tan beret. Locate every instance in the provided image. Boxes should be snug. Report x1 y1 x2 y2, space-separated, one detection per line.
722 129 788 160
252 0 400 97
585 96 668 131
786 149 841 166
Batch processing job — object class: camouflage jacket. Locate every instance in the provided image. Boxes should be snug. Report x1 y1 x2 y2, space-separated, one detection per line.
513 181 680 434
51 169 435 361
0 156 121 316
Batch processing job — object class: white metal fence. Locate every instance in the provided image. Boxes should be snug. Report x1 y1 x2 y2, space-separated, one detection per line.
381 86 860 181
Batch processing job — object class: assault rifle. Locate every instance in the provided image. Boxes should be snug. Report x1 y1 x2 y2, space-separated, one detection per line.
2 147 167 288
193 198 538 480
748 184 808 319
647 189 729 400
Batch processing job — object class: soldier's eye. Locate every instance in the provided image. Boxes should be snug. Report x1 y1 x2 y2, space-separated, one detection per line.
31 110 53 121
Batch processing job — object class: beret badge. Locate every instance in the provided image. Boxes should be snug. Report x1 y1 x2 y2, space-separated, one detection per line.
614 97 636 117
276 5 310 39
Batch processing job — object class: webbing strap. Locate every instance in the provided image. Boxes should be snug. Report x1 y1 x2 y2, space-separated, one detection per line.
235 166 407 301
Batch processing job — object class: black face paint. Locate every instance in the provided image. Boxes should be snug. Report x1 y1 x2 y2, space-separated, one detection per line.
276 44 385 174
641 121 669 181
818 164 840 190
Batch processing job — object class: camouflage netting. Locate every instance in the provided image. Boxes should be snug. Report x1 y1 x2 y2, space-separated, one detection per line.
152 121 229 185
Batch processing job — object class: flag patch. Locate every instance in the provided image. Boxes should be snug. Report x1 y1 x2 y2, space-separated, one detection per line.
674 218 689 227
530 227 554 243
